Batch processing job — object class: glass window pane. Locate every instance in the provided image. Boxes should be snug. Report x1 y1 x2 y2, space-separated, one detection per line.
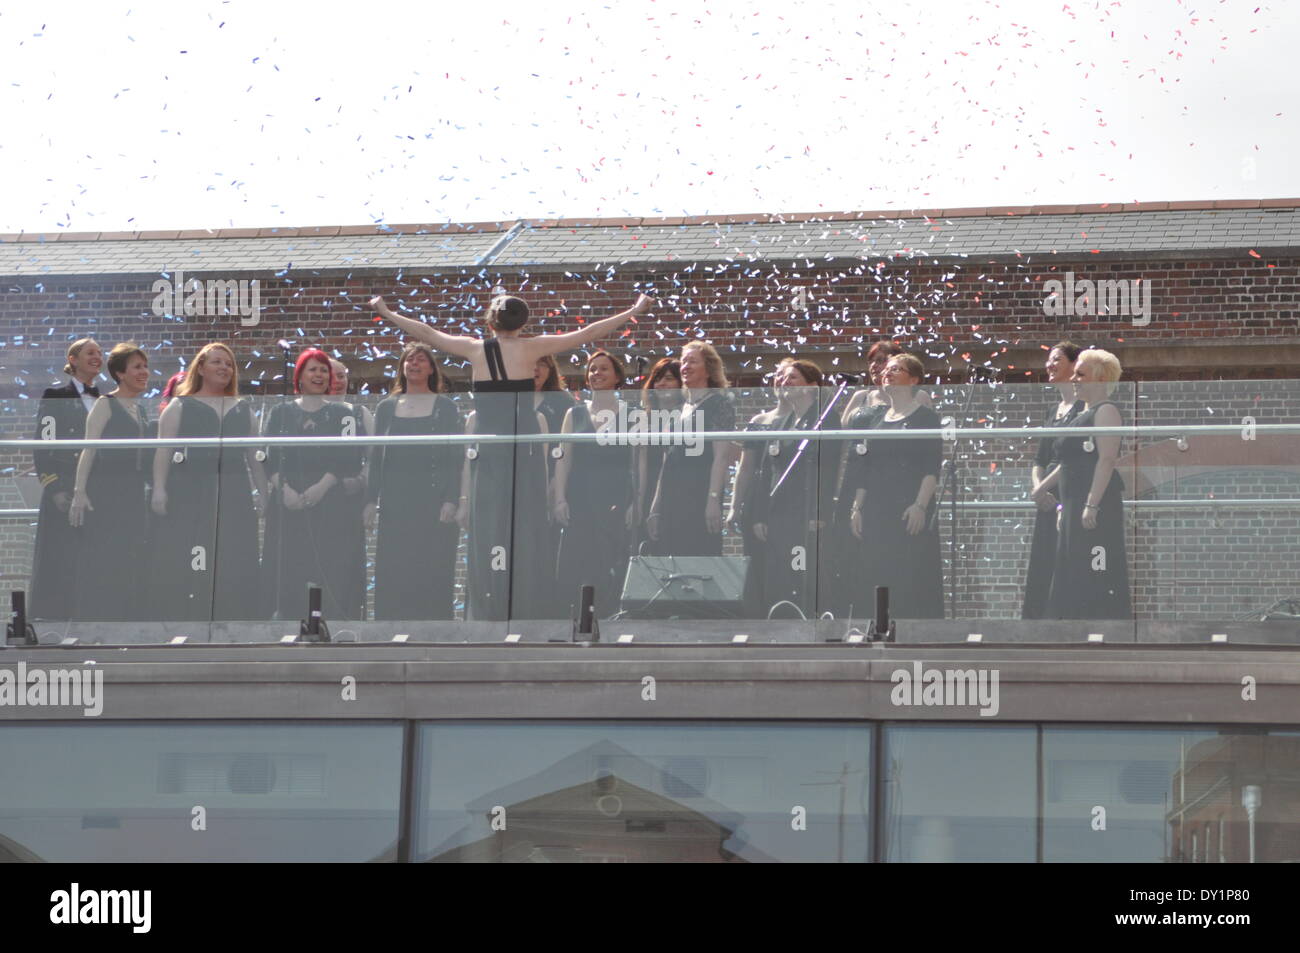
415 722 870 863
0 723 403 862
883 725 1037 862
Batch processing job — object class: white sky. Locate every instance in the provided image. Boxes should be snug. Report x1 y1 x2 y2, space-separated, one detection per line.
1 0 1296 232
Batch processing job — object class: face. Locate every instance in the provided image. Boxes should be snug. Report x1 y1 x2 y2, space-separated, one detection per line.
403 350 433 388
199 348 234 391
882 358 920 389
299 357 331 395
1070 356 1107 399
120 354 149 393
533 358 552 390
71 342 104 380
586 355 618 391
653 371 682 391
1045 347 1075 384
775 363 811 399
329 364 349 396
680 348 709 389
868 352 892 386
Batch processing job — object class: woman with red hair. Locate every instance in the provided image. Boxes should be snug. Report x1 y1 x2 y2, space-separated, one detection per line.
260 348 364 621
148 342 268 620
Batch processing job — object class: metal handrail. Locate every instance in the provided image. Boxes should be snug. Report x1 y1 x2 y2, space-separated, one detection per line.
1 422 1298 449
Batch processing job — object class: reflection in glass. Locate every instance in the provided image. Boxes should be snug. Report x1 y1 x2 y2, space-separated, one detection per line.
883 725 1037 862
0 723 404 862
415 723 870 863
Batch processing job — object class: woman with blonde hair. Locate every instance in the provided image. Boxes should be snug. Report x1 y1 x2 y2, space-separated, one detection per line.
149 342 268 620
1045 348 1131 619
647 341 738 556
29 337 103 619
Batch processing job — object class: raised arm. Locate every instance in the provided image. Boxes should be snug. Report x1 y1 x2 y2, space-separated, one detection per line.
369 296 481 361
526 295 655 358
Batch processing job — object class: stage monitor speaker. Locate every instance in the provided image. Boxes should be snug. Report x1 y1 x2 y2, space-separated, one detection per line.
620 556 750 619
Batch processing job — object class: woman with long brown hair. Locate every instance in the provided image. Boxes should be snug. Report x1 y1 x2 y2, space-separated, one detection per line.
149 342 268 620
647 341 738 557
633 357 682 556
365 343 463 620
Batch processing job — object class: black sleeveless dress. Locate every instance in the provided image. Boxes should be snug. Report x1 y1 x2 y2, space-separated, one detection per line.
554 399 635 618
75 396 152 621
148 397 260 621
828 400 887 617
1046 401 1132 620
654 390 736 556
261 399 362 621
842 404 944 619
369 395 462 620
744 402 835 619
1021 398 1084 619
467 339 554 621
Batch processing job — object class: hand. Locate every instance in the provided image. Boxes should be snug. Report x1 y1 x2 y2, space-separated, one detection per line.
364 502 378 529
1036 491 1058 512
53 491 72 513
68 490 92 527
1082 505 1099 530
705 498 723 535
302 482 327 508
630 293 656 317
439 501 457 524
553 498 570 526
850 507 863 539
151 488 168 517
282 486 303 510
903 503 927 536
368 295 390 316
753 522 768 542
646 512 661 541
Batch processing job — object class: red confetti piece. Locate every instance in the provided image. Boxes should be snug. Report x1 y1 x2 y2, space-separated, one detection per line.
1248 249 1262 258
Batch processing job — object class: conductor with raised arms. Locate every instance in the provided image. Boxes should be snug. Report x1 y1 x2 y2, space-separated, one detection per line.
369 291 653 621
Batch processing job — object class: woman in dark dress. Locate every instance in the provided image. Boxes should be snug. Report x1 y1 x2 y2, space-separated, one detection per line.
633 358 683 556
729 357 833 619
149 343 267 621
68 343 153 621
847 353 944 619
552 351 636 618
1022 342 1084 619
647 341 738 557
30 337 103 620
328 358 374 620
370 290 653 622
827 340 902 618
1046 349 1132 620
365 343 462 620
261 349 362 622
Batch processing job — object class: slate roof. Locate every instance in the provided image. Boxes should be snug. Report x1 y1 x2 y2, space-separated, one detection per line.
2 200 1298 278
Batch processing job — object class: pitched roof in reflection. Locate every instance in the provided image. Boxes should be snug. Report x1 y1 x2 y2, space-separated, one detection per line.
0 833 45 863
426 740 777 863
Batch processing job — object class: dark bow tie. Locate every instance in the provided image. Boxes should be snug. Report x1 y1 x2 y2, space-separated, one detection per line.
84 385 100 398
